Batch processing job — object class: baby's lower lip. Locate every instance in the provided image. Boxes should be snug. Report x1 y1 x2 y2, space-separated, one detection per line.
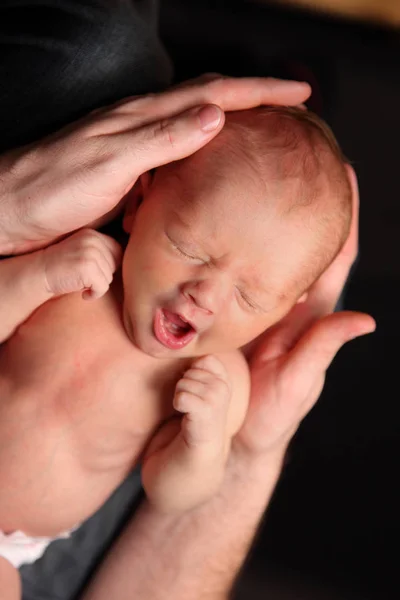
153 308 196 350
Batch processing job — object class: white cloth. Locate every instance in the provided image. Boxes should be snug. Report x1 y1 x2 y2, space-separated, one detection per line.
0 528 74 568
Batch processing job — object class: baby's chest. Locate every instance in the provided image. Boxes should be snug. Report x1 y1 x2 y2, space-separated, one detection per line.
0 354 176 536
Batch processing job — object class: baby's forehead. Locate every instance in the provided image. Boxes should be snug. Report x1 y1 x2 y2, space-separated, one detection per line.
169 138 270 207
159 105 344 231
167 150 309 230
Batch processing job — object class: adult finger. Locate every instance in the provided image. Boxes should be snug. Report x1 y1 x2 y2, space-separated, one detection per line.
250 164 361 363
306 163 359 315
169 73 224 90
281 311 376 392
115 104 226 176
110 77 311 125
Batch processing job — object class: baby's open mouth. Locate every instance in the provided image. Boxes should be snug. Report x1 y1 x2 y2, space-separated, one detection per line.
154 308 196 349
163 309 193 336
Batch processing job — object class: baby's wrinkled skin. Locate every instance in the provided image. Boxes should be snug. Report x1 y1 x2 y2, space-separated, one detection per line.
0 107 350 554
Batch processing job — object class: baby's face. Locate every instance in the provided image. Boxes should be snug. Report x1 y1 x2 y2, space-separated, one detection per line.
122 155 317 359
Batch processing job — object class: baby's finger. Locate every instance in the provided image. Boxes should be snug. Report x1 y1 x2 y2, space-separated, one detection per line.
84 235 121 277
173 390 206 414
90 231 123 268
179 367 216 385
175 394 227 446
102 236 123 267
81 259 112 300
82 273 110 300
92 247 115 285
191 355 229 381
175 378 207 402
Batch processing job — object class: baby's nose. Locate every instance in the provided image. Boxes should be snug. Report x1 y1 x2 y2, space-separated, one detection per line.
182 277 229 314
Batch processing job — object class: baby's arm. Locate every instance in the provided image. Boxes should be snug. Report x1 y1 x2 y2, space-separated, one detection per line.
142 353 250 513
0 247 53 343
0 228 121 343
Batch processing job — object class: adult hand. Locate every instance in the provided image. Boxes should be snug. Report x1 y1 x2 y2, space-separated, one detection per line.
235 166 376 462
0 75 310 255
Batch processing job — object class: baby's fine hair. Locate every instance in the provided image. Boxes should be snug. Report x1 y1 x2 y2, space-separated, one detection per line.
218 106 352 290
159 105 352 294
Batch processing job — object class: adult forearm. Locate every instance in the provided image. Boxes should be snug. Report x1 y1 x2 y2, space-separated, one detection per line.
82 448 286 600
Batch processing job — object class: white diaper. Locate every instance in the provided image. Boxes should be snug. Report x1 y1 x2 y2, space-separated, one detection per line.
0 528 74 568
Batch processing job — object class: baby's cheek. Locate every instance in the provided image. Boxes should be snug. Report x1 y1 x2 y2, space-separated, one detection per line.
138 251 186 292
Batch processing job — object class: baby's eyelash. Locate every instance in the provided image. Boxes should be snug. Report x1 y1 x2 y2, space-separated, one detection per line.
174 245 198 260
168 234 260 312
165 233 197 260
237 288 256 310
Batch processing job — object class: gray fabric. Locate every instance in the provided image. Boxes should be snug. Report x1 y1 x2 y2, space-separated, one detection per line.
20 469 143 600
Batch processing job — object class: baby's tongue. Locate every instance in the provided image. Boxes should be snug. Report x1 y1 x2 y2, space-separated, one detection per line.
163 309 189 328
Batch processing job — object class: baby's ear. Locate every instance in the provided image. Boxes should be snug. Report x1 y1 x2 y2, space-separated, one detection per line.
122 172 153 233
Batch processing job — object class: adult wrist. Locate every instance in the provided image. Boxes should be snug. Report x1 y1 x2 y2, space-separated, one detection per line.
227 442 288 496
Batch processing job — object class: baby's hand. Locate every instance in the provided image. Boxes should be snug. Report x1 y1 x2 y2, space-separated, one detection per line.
42 228 122 300
142 355 233 513
174 355 232 455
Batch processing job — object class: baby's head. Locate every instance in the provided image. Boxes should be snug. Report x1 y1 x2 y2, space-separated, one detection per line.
122 106 351 358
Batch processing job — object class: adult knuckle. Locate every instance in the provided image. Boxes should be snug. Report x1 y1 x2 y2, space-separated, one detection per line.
205 76 229 98
154 118 175 149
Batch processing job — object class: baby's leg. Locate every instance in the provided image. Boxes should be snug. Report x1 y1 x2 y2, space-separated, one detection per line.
0 557 21 600
142 355 234 513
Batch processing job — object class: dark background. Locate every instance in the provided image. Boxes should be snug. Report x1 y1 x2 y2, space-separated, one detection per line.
159 1 400 598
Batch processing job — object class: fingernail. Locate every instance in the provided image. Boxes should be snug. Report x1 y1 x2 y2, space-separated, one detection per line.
197 105 222 132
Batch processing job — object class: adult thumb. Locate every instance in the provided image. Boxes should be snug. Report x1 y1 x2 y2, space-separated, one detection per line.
284 311 376 383
122 104 224 175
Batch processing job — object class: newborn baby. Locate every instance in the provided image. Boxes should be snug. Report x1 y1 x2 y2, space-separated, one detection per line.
0 106 351 592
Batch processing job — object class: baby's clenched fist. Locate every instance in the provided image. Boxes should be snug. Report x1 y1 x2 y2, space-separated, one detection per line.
142 355 234 513
173 354 232 456
42 228 122 300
